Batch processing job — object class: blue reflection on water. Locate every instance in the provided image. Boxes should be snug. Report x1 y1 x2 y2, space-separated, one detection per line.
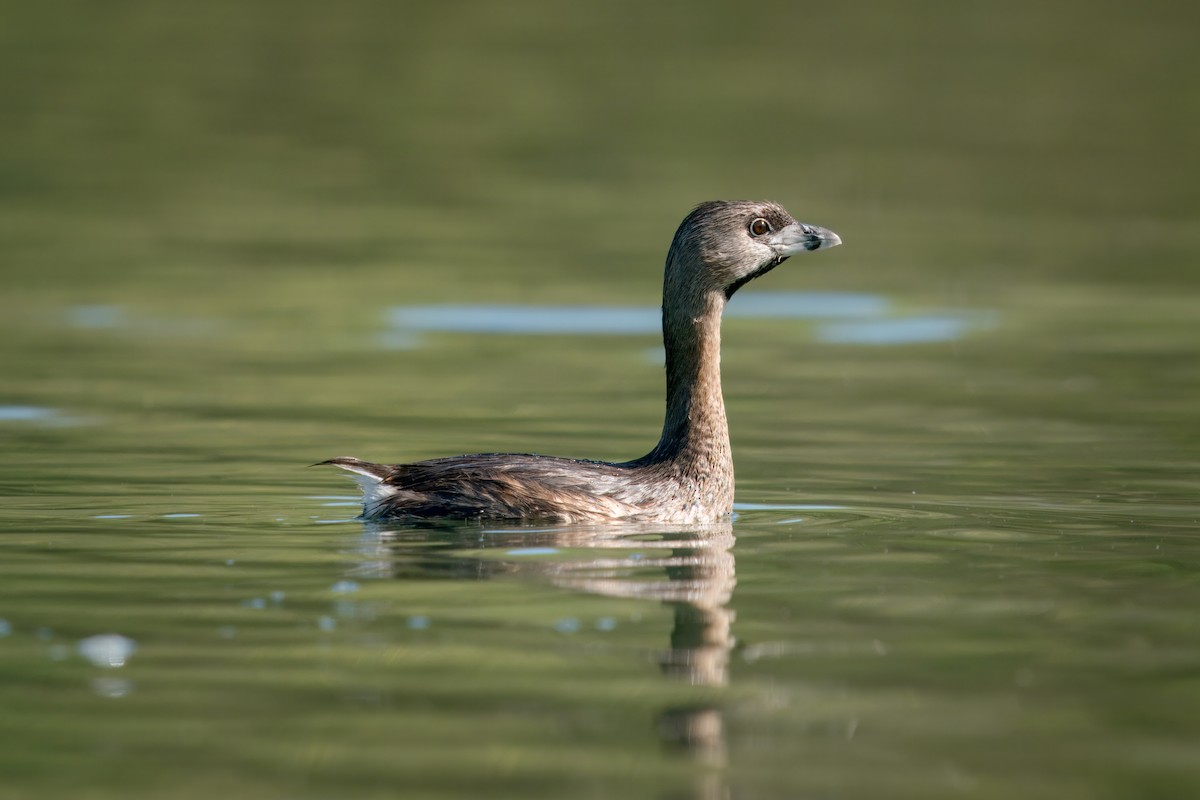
816 314 994 345
64 304 216 338
506 547 561 556
729 291 889 319
0 405 59 423
383 291 992 348
0 405 91 427
389 305 658 336
67 305 125 329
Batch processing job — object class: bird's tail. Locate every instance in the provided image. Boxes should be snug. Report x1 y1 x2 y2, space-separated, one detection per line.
313 457 391 482
314 457 398 517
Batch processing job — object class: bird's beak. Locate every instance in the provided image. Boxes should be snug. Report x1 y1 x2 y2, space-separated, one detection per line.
771 222 842 256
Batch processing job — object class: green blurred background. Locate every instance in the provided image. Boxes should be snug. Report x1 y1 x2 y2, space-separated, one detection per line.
3 0 1195 307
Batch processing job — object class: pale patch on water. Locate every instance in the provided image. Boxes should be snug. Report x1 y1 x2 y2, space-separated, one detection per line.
815 312 996 344
0 405 90 426
0 405 58 422
91 677 135 698
731 291 889 318
76 633 137 668
307 494 364 509
390 305 659 337
67 305 125 329
65 304 218 338
381 292 993 348
506 547 561 556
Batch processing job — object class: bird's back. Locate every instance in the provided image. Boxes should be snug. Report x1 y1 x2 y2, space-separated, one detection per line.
324 454 651 523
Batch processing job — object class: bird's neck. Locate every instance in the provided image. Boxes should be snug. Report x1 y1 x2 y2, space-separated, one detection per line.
646 289 732 480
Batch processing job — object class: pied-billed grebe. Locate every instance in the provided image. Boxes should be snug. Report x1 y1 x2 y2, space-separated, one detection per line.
322 200 840 523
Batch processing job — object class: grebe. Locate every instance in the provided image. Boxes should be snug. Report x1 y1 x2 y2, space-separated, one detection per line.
321 200 840 523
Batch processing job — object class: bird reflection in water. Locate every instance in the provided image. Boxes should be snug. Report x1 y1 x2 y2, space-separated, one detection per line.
354 519 736 794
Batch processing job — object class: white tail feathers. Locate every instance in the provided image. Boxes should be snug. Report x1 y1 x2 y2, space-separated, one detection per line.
317 457 396 515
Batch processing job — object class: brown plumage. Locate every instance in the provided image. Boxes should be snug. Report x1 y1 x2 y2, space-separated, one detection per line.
321 200 841 523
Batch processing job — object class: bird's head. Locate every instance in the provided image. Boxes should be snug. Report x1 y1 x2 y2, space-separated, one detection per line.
666 200 841 299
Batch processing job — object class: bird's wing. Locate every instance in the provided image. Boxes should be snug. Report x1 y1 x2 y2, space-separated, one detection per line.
376 453 644 521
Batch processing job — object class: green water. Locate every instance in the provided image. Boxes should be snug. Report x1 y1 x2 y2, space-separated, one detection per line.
2 2 1198 797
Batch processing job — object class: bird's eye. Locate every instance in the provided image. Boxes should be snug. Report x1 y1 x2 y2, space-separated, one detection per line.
749 218 771 237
